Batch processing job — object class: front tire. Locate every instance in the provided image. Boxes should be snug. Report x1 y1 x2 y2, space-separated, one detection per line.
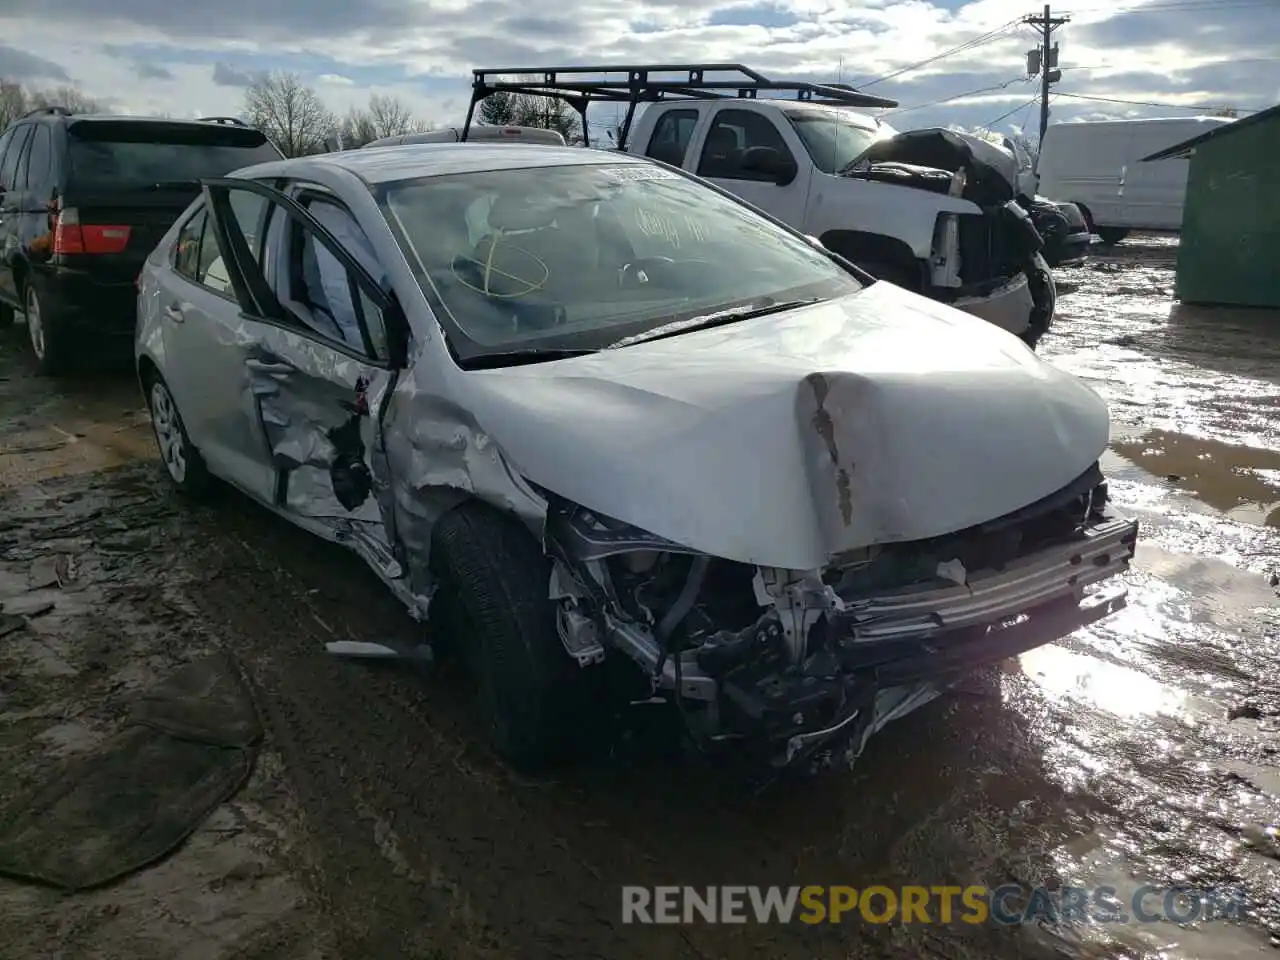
429 502 593 773
25 281 72 376
1096 227 1130 246
144 370 213 498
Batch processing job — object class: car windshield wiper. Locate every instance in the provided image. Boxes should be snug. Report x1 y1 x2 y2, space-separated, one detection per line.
607 298 824 349
461 347 597 369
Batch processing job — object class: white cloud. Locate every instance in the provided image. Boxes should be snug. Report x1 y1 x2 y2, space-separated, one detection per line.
0 0 1273 133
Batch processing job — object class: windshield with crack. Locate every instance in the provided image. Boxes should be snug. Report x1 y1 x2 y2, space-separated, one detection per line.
377 161 862 361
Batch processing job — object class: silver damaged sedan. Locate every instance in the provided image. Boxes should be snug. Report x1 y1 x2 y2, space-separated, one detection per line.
135 143 1140 778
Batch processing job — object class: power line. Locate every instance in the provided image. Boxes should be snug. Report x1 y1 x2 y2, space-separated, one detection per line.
1052 91 1262 112
981 96 1041 130
852 19 1023 87
1019 97 1039 132
880 77 1032 116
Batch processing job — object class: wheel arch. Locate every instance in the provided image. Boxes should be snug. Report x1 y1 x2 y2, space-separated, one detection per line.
818 229 925 290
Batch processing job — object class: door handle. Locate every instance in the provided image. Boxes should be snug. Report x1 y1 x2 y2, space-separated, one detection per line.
163 303 184 323
245 357 295 376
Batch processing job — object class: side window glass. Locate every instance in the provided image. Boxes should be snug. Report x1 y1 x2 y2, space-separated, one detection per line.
173 208 206 280
23 126 51 193
0 126 31 191
696 109 794 182
0 129 15 181
645 109 699 167
293 197 390 360
196 213 234 295
227 190 272 265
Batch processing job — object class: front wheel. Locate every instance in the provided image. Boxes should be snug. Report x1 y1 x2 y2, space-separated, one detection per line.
429 502 595 772
1096 227 1130 246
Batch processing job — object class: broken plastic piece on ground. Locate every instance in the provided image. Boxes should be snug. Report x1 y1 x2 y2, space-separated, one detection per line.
325 640 433 662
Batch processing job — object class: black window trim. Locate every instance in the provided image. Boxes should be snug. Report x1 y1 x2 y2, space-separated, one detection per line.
201 177 402 370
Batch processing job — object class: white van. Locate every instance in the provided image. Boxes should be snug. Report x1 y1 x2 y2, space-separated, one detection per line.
1035 116 1234 243
362 125 566 148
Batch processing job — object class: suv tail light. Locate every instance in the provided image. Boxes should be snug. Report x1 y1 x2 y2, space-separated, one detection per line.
52 207 131 255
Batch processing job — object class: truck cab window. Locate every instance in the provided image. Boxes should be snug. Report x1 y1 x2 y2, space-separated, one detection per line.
645 109 699 167
696 110 795 182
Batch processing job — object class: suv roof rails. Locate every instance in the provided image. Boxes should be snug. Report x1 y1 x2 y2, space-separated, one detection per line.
461 63 899 148
199 116 247 126
22 105 73 119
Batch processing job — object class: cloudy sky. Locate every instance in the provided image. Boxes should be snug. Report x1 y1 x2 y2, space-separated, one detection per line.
0 0 1276 139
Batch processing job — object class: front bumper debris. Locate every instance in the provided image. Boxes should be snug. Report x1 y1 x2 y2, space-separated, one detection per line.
631 515 1139 774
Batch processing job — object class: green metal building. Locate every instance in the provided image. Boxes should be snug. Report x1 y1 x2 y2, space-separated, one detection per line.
1142 103 1280 309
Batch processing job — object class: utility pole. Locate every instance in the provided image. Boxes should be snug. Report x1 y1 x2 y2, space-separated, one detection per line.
1024 4 1069 149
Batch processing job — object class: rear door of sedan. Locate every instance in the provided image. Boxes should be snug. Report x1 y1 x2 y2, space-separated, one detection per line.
188 177 410 578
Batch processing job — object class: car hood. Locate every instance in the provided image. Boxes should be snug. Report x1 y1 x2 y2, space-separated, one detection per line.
454 282 1111 570
855 127 1019 206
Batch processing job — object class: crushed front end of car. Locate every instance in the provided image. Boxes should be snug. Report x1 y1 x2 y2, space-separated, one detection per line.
844 127 1056 349
541 463 1137 780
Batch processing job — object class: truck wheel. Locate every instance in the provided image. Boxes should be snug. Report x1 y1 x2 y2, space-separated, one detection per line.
1096 227 1129 246
25 281 73 376
429 502 593 772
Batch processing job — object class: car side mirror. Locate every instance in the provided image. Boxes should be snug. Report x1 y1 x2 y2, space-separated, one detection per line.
741 146 797 186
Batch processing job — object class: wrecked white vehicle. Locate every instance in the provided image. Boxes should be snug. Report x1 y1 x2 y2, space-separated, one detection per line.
135 143 1138 777
466 65 1057 349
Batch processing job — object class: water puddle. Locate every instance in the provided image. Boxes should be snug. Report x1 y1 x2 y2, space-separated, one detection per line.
1111 429 1280 528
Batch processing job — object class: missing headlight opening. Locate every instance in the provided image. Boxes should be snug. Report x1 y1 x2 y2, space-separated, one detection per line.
541 464 1136 779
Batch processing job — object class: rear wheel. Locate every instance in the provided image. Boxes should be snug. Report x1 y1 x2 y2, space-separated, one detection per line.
429 502 595 772
144 370 213 497
25 281 72 376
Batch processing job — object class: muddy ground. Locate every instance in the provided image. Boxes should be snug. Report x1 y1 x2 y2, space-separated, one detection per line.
0 235 1278 960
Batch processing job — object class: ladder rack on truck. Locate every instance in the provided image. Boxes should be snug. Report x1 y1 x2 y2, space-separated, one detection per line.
460 63 899 149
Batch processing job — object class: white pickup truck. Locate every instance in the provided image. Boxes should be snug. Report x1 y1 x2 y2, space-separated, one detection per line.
462 64 1056 348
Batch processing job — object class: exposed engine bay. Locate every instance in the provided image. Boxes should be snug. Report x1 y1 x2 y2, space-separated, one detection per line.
542 463 1137 778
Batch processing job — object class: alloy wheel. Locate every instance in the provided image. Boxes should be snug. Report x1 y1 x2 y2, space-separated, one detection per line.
25 287 45 360
149 380 188 484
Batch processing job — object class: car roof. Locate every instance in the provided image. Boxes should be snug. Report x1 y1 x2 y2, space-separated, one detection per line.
233 142 647 185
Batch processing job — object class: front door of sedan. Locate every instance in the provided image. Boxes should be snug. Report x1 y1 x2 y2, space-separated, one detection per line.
198 177 411 578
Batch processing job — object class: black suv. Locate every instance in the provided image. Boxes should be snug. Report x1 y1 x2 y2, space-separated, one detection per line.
0 108 283 374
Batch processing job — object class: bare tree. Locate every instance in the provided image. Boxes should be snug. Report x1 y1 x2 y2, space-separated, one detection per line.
336 93 431 148
513 96 581 143
243 72 335 157
367 94 420 137
27 84 103 114
475 78 581 142
0 79 25 128
0 79 105 127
